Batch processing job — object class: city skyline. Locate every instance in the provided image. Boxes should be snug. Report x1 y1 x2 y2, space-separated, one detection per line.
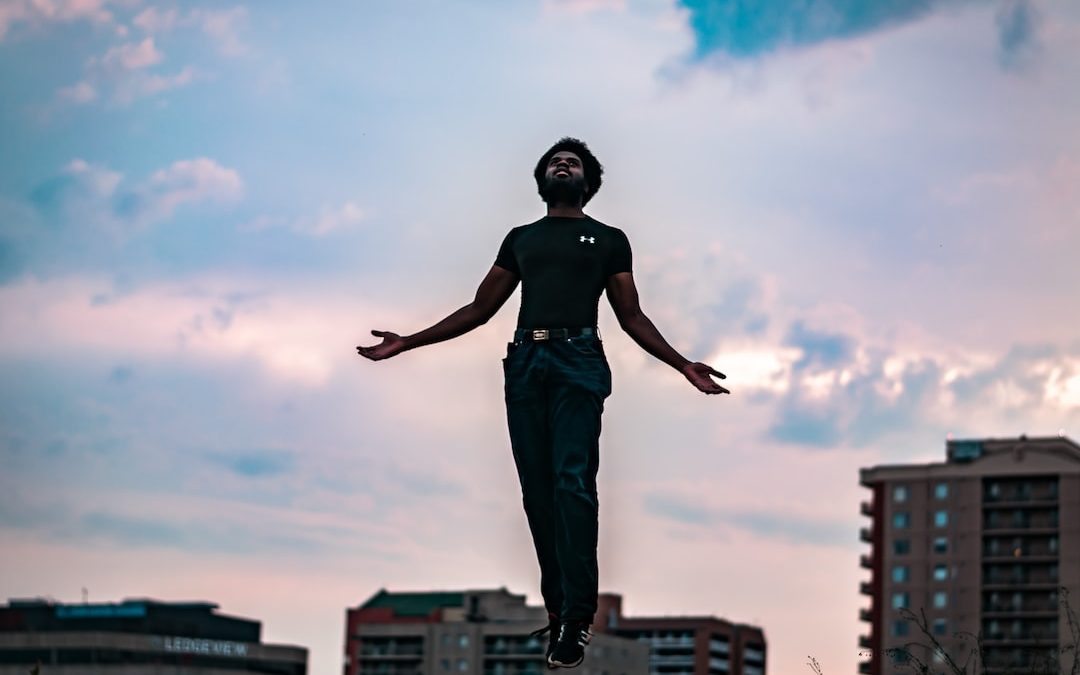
2 1 1080 674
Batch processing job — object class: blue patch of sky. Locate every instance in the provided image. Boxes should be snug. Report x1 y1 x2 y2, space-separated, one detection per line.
725 509 853 547
678 0 963 59
996 0 1040 69
643 492 715 526
785 321 853 369
767 403 843 447
205 450 295 479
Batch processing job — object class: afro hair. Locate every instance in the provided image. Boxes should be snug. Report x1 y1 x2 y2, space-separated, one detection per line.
533 137 604 206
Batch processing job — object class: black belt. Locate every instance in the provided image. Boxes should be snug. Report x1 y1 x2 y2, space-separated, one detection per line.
514 327 599 342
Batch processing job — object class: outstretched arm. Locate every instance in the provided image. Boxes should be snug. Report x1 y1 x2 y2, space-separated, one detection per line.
605 271 729 395
357 265 519 361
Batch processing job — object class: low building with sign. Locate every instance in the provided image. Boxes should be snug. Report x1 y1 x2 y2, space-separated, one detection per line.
0 597 307 674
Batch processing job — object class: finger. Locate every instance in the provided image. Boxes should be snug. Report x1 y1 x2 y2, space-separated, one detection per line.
371 329 389 338
707 367 726 379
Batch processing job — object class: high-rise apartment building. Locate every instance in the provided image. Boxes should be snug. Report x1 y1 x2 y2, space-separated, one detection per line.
593 594 766 675
344 588 648 675
858 435 1080 674
0 597 307 674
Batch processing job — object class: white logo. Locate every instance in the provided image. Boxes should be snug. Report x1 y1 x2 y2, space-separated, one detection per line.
580 235 595 244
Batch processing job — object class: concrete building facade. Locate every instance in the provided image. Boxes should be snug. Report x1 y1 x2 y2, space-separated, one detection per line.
344 588 648 675
593 594 766 675
858 435 1080 674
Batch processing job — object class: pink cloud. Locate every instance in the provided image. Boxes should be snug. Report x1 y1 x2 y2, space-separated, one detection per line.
542 0 627 15
98 37 163 70
0 0 117 41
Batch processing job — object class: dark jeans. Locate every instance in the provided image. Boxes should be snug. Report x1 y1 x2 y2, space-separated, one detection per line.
503 332 612 622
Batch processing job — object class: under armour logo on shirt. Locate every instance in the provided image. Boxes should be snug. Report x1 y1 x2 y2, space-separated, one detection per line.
580 235 595 244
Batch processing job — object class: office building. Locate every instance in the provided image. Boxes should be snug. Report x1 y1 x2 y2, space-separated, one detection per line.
858 435 1080 674
0 597 307 674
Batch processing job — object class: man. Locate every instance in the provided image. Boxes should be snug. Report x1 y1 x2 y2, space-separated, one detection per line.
358 138 728 669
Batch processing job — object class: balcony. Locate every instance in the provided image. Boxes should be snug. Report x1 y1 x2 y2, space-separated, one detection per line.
860 501 873 517
859 607 873 623
860 527 872 543
859 581 873 596
982 608 1058 618
858 661 872 674
650 654 696 667
860 554 873 569
982 554 1057 564
858 635 872 649
981 636 1061 647
361 645 425 659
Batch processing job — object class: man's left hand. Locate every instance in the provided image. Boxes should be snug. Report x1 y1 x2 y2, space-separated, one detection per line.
682 362 729 395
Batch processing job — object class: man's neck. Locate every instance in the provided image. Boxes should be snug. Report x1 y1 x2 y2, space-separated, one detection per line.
546 203 586 218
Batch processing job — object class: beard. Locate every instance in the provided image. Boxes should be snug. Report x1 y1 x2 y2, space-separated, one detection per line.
540 174 587 205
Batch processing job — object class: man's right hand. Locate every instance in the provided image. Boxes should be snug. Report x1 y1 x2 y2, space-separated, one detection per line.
357 330 407 361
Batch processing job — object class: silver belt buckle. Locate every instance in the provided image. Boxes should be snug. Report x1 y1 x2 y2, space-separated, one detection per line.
532 329 549 341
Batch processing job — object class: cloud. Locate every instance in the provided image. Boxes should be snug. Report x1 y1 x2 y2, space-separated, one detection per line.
132 7 180 33
643 490 851 547
241 201 366 237
676 0 979 59
56 81 97 104
134 158 244 222
542 0 627 15
760 326 1080 449
996 0 1041 70
98 37 163 70
195 7 248 57
205 449 296 478
56 36 195 106
6 158 242 282
0 0 118 41
300 202 365 237
31 157 241 234
0 490 352 555
132 6 249 57
0 276 390 387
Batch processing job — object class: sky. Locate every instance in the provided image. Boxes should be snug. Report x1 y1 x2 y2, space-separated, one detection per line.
2 0 1080 673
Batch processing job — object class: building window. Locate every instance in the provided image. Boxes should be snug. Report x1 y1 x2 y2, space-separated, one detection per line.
933 619 947 636
893 620 909 637
892 593 909 610
934 510 949 528
935 482 949 500
457 659 468 672
892 566 909 583
894 485 909 502
893 512 911 529
459 634 469 648
1050 537 1059 553
933 592 948 609
933 537 948 554
894 539 910 555
933 564 948 581
441 659 451 671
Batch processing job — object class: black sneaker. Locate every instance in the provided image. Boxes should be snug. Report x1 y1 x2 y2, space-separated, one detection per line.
529 613 560 667
547 620 591 669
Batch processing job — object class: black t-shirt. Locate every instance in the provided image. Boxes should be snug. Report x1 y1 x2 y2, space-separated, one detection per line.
494 215 632 329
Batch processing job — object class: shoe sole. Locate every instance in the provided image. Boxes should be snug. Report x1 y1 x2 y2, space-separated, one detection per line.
547 656 584 669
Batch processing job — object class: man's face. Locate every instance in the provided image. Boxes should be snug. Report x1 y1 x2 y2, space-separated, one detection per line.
540 151 588 204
